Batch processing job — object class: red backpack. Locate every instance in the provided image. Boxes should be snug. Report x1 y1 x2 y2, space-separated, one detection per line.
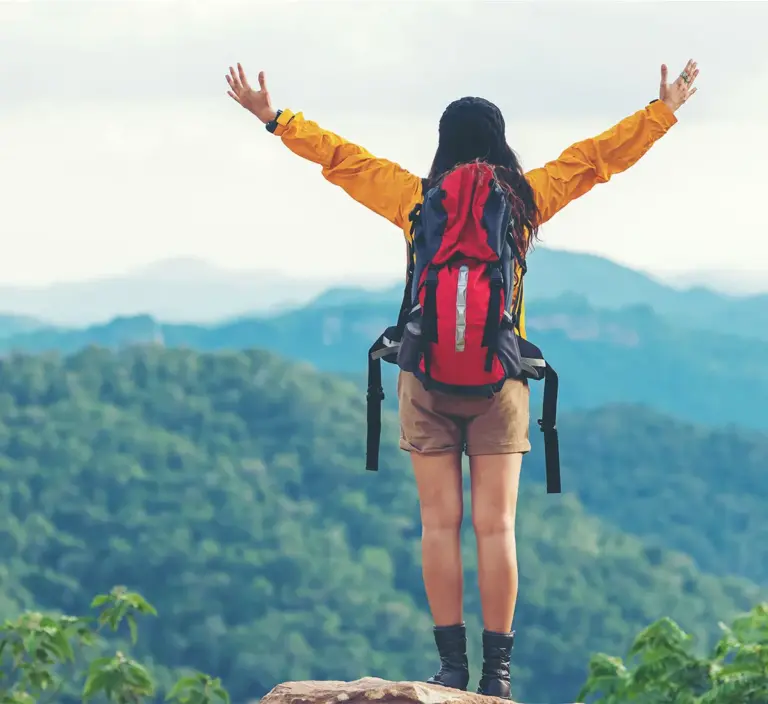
366 162 561 493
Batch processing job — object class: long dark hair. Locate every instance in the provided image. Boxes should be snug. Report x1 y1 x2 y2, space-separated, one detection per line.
427 97 540 255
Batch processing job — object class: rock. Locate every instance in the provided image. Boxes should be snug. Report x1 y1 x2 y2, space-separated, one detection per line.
259 677 582 704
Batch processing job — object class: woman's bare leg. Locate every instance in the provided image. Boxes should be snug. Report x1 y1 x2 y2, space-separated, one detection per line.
469 452 523 633
411 451 464 626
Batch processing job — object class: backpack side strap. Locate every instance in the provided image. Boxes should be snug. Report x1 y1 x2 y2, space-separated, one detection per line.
366 337 385 472
537 362 561 494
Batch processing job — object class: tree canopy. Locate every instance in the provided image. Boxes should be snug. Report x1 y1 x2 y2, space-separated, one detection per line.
0 346 764 702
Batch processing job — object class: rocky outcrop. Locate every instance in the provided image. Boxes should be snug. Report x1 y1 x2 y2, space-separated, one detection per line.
260 677 581 704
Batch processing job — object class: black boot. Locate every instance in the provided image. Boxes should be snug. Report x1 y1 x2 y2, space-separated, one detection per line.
426 623 470 691
476 629 514 699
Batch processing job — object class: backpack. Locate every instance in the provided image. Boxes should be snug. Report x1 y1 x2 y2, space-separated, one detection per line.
366 162 561 493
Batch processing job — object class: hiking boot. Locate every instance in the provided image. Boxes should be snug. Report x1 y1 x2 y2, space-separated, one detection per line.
426 623 470 691
476 629 515 699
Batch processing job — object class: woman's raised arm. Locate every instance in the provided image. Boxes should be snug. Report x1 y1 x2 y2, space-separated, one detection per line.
525 60 699 225
226 64 422 230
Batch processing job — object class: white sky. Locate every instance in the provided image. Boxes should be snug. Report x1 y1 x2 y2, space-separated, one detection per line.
1 0 766 287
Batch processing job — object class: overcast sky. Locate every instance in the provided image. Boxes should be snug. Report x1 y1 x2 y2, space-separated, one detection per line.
1 0 766 287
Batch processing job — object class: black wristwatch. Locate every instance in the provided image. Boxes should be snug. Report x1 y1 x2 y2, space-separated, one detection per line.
265 109 283 134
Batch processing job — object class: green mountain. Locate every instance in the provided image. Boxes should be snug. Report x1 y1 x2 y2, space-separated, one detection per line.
0 346 764 703
527 405 768 586
3 293 766 431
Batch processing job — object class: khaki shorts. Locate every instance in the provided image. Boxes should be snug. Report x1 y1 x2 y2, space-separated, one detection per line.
397 371 531 456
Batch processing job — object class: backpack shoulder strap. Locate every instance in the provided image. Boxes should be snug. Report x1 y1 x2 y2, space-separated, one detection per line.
366 184 428 473
505 227 528 326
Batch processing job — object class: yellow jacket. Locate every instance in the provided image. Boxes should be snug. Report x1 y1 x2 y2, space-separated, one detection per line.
270 100 677 338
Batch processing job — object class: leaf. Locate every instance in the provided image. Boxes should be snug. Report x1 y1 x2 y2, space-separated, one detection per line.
126 614 138 645
212 683 231 704
83 669 112 701
124 660 154 689
50 628 75 662
124 593 157 617
87 656 116 673
166 675 205 701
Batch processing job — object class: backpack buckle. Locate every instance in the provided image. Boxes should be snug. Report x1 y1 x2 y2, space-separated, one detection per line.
367 386 385 402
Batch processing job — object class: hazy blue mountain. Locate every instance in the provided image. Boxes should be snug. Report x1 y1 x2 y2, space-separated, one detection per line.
0 258 388 326
0 314 45 339
1 294 766 431
526 248 768 340
303 247 768 341
1 249 767 335
660 268 768 295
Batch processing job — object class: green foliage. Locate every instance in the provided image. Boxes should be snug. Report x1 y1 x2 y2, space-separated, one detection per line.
0 586 229 704
526 405 768 586
0 346 764 702
0 612 90 703
580 603 768 703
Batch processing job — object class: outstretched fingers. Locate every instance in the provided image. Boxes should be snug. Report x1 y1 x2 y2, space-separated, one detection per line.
226 65 244 103
257 70 268 93
225 77 240 103
678 59 698 87
660 63 668 89
237 63 251 90
687 64 700 88
228 66 241 92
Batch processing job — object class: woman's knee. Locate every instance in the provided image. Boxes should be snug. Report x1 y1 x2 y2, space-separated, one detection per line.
471 510 516 538
421 498 463 533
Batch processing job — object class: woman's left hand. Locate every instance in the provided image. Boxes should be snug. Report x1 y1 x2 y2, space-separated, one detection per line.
226 64 277 124
659 59 699 113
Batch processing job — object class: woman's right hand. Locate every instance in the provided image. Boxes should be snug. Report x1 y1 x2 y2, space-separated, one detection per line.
659 59 699 113
226 64 277 124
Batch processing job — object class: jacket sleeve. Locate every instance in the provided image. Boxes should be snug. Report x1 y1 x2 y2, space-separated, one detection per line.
272 109 423 230
524 100 678 225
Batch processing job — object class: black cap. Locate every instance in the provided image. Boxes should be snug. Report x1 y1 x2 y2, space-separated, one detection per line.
438 97 506 162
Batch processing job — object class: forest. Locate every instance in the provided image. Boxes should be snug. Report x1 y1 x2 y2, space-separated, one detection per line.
0 346 765 702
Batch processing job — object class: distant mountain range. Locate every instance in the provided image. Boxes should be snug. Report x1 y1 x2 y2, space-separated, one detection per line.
304 247 768 343
0 258 390 327
1 250 767 337
0 314 45 339
1 292 766 431
1 247 766 427
660 268 768 296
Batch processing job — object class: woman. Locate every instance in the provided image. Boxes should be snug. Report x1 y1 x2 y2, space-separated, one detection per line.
226 60 699 699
